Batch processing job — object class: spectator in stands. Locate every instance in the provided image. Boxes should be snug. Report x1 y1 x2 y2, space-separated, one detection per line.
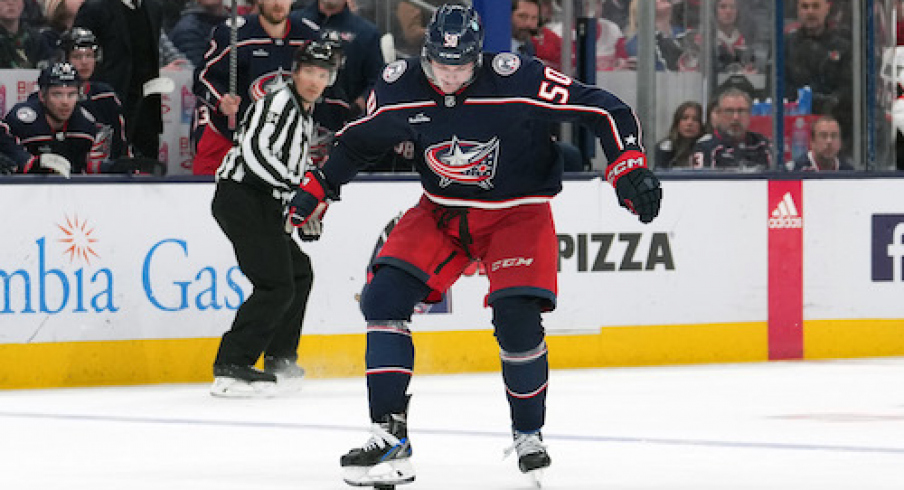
588 0 625 72
620 0 691 72
713 0 754 75
787 115 854 171
169 0 227 68
388 1 458 61
0 0 53 68
703 98 719 133
532 0 562 70
45 0 187 70
74 0 168 160
390 0 427 59
4 62 97 175
169 0 228 66
22 0 46 28
159 0 187 32
784 0 853 149
691 88 772 170
59 27 130 168
511 0 538 57
601 0 628 31
655 101 703 169
538 0 561 31
42 0 85 49
294 0 384 112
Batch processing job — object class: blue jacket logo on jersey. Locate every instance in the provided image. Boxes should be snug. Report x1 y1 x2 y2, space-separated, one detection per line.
426 136 500 189
249 71 289 101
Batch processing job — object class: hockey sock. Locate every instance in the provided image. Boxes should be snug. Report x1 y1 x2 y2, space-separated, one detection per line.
360 266 430 422
366 320 415 421
493 296 549 432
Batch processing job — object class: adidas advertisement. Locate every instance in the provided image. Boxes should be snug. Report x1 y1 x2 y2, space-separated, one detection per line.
767 181 803 360
768 191 803 229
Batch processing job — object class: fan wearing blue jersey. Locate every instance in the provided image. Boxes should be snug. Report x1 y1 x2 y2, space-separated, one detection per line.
285 4 662 487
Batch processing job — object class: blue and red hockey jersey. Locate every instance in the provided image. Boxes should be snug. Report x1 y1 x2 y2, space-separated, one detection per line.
194 14 320 140
321 52 645 208
4 97 97 174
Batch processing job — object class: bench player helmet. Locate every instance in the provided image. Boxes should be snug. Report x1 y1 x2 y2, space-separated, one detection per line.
38 62 80 90
293 40 342 86
59 27 102 61
421 4 484 88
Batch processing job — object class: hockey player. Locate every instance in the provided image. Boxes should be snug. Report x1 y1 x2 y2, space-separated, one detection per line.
4 62 97 175
192 0 320 175
209 40 341 397
58 27 131 171
285 4 662 487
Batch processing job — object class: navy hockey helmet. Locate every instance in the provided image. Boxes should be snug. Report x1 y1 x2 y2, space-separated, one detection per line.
59 27 101 60
421 5 484 87
293 40 342 86
38 62 81 90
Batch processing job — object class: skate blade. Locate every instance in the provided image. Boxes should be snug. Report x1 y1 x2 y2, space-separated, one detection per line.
342 459 415 487
209 377 278 398
525 468 544 488
275 375 305 393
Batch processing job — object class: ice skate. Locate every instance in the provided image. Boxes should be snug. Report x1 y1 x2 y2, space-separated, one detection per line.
210 364 278 398
263 356 305 392
504 430 551 488
340 412 414 488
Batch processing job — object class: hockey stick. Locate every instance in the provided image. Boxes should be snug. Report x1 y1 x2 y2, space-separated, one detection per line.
228 0 238 130
126 76 175 146
117 76 175 172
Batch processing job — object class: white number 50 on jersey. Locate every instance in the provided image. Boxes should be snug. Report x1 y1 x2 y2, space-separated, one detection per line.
537 67 572 104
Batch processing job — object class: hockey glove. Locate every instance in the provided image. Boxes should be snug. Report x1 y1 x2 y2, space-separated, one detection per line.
286 169 338 231
27 153 72 178
0 153 16 175
605 150 662 223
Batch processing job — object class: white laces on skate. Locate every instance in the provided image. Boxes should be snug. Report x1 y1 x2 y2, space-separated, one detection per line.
503 431 546 460
362 422 402 452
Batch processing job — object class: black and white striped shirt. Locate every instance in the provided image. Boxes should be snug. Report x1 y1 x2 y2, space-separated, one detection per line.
216 81 313 203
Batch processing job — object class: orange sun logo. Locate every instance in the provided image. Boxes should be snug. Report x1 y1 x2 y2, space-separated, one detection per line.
57 215 100 264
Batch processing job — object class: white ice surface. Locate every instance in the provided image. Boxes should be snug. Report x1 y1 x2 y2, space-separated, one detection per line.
1 358 903 489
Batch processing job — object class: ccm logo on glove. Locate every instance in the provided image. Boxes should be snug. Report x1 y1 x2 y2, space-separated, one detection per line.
605 151 647 186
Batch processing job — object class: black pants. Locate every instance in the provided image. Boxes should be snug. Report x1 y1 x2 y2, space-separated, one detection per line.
211 180 314 367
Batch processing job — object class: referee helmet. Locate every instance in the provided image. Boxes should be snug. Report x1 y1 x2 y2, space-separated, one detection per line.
293 40 342 86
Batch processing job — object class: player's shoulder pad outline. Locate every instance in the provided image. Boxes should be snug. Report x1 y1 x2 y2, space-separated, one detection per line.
697 134 714 143
382 60 407 84
299 17 319 32
79 106 96 123
491 52 522 77
15 106 37 124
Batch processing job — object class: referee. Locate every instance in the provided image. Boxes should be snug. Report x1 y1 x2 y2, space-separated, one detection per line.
210 40 342 397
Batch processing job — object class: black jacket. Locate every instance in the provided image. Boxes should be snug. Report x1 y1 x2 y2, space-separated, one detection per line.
74 0 164 131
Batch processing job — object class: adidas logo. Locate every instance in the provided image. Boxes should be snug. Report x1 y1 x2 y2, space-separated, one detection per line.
768 192 802 229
